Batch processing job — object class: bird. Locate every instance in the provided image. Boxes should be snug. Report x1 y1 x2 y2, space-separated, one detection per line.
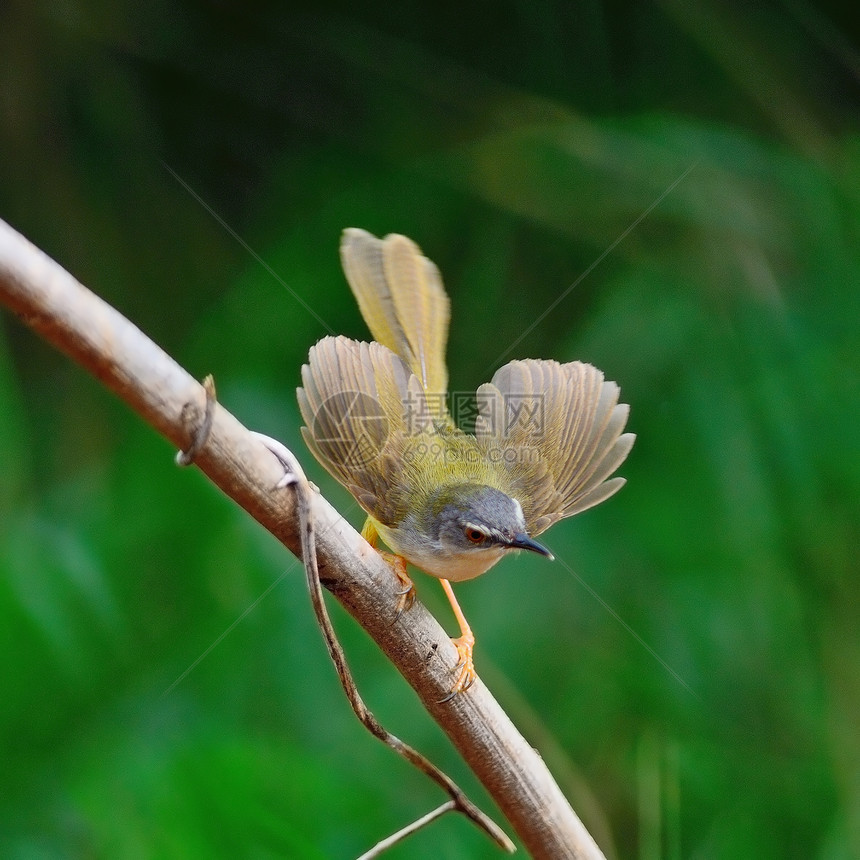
297 228 634 699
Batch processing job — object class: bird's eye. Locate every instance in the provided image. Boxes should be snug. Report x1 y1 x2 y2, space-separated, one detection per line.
465 528 486 544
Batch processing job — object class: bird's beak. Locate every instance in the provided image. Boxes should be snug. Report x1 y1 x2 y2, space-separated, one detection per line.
508 533 554 561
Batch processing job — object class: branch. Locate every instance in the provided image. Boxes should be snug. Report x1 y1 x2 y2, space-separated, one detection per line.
356 800 457 859
0 217 606 859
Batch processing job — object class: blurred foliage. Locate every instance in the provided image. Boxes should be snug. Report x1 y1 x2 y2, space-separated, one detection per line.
1 1 858 857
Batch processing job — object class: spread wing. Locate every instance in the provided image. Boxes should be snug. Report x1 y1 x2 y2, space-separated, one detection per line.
475 359 635 536
340 228 450 414
296 335 432 525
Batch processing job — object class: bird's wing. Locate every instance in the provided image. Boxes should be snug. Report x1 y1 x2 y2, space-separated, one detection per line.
340 228 450 414
475 359 635 536
297 335 431 526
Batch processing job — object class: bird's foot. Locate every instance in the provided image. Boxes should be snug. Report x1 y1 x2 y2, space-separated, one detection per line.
360 520 416 617
439 631 477 703
379 551 416 616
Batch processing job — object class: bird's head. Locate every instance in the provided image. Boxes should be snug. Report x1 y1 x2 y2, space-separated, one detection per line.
396 484 552 581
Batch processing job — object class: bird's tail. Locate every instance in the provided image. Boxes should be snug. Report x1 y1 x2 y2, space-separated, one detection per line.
340 228 450 417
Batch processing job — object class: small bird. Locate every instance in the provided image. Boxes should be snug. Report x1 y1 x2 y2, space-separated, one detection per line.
298 229 634 698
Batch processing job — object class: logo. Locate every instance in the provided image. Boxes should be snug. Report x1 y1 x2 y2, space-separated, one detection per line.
312 391 389 469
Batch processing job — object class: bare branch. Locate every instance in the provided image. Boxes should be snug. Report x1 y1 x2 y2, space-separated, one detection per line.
0 217 606 859
356 800 457 859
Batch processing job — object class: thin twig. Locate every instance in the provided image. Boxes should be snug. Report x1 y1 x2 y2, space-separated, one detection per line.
252 434 514 854
356 800 457 860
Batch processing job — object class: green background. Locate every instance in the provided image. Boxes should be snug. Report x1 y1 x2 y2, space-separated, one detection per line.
1 2 857 857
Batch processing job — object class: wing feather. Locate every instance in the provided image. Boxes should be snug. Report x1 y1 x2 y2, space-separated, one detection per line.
476 358 634 535
297 335 425 523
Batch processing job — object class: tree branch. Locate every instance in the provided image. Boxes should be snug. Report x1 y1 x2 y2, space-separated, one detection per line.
0 217 606 859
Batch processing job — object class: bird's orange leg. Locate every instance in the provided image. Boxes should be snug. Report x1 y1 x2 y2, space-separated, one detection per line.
439 578 477 701
361 518 415 614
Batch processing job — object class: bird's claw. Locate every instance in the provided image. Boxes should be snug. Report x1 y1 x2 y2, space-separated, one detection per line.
379 552 415 617
394 583 416 617
394 583 416 613
438 633 476 703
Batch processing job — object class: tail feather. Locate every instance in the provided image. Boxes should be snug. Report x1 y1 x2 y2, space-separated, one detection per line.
340 228 450 413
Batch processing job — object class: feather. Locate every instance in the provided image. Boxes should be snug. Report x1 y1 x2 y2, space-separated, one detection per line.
297 336 423 524
340 229 450 416
477 358 634 535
